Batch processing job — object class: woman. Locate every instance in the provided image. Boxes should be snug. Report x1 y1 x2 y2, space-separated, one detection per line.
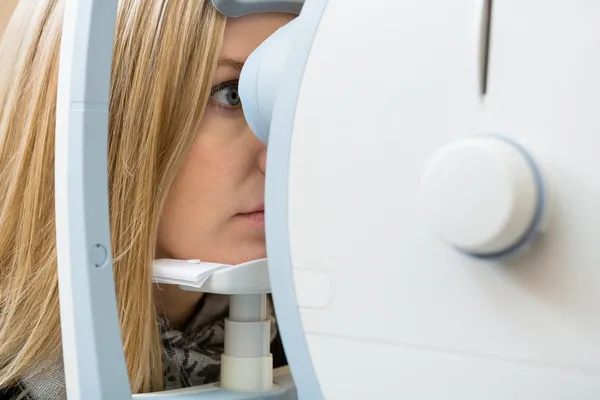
0 0 293 398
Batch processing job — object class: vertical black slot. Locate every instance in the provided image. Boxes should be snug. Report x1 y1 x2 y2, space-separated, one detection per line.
480 0 493 96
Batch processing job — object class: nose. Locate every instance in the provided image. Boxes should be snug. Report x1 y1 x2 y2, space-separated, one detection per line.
258 146 267 175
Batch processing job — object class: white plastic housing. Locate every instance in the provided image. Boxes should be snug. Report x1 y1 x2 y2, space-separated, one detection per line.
238 18 299 143
265 0 600 398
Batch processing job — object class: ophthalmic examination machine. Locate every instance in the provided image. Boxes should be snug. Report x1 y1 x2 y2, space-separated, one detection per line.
54 0 600 399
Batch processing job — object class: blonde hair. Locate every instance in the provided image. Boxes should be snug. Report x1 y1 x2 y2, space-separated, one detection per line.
0 0 225 393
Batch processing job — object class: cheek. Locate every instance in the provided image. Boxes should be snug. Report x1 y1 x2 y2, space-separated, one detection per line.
156 128 243 259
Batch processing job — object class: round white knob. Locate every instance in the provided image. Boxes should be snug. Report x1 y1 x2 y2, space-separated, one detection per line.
420 136 542 256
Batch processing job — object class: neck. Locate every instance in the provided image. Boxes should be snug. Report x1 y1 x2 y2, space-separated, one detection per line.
157 284 204 329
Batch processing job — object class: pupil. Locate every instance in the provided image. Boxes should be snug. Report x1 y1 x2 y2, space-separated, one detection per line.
227 89 240 105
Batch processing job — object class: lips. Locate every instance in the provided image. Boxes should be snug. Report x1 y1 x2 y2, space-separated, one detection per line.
235 202 265 225
240 210 265 223
240 203 264 215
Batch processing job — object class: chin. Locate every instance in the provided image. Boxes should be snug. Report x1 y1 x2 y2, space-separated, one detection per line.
228 230 266 264
227 235 267 263
233 246 267 264
203 237 265 265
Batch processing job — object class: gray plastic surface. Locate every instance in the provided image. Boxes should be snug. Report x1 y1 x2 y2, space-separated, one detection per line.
263 0 330 399
211 0 303 17
55 0 131 398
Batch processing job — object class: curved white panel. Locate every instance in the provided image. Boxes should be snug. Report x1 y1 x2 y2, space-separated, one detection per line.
282 0 600 398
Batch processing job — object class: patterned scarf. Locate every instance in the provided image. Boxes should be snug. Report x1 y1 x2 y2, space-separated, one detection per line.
21 294 278 399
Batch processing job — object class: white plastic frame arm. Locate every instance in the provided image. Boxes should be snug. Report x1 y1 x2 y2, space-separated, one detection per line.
55 1 131 399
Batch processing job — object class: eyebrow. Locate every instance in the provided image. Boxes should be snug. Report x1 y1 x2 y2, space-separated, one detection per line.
217 57 245 71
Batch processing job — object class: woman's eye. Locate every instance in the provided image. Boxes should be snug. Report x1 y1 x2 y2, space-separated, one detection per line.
210 82 241 109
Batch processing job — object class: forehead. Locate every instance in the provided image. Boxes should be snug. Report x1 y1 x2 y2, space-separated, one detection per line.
220 13 296 61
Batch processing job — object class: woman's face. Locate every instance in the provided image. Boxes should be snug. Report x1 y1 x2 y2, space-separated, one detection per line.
157 13 295 266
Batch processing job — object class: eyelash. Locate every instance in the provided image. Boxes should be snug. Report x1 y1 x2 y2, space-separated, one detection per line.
209 80 241 112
